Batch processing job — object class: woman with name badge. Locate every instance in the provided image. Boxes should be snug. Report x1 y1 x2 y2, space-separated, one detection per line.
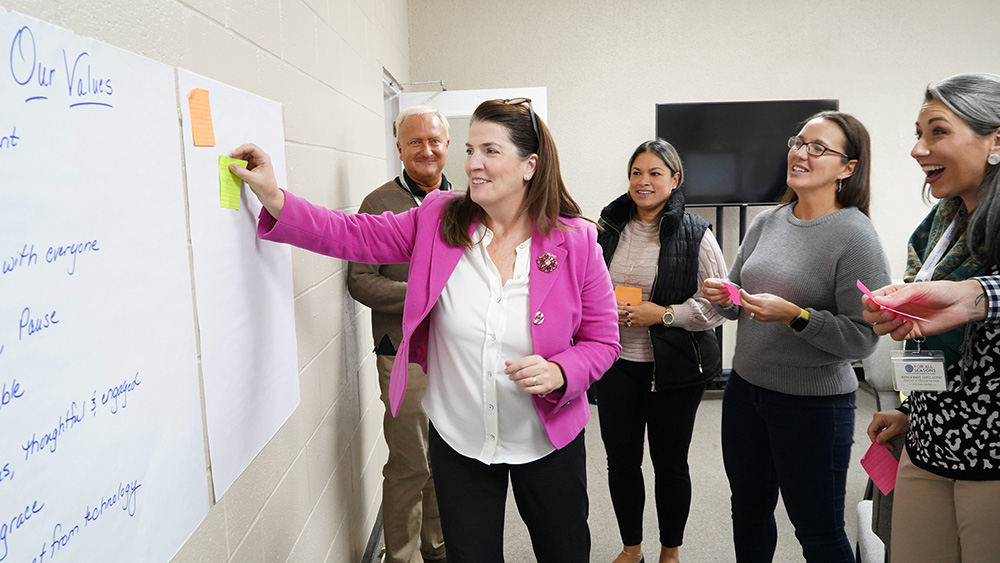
865 72 1000 562
595 139 725 563
702 110 890 562
228 98 621 563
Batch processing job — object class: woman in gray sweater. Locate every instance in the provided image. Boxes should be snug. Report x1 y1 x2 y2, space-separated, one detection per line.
703 111 890 562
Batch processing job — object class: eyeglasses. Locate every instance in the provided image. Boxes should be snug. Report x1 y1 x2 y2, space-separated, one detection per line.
787 136 851 159
500 97 540 140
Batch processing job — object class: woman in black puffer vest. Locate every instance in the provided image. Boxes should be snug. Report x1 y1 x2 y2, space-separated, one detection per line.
595 139 726 563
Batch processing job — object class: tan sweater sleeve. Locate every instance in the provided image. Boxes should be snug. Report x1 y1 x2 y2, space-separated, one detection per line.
671 231 727 331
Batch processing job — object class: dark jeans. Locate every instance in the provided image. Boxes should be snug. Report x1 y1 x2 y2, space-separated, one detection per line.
595 359 706 548
722 370 856 563
428 424 589 563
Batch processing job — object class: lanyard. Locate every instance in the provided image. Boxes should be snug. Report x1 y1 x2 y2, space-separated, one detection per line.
914 214 961 282
398 174 424 206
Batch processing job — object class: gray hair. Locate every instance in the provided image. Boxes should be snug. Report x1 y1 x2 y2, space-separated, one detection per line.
925 73 1000 265
394 105 450 139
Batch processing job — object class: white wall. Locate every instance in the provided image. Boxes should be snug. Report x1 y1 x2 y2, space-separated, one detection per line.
407 0 1000 280
2 0 408 561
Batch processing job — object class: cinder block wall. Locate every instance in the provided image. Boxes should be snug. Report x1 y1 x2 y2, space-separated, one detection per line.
1 0 408 561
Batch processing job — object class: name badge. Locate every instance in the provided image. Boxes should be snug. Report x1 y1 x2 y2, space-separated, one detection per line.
889 350 947 392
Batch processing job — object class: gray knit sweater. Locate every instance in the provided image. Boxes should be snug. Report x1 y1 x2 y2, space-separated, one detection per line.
718 204 891 396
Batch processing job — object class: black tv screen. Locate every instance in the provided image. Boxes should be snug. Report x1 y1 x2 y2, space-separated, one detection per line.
655 99 839 206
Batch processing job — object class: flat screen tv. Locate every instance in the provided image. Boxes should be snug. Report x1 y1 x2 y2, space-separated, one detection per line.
655 99 839 206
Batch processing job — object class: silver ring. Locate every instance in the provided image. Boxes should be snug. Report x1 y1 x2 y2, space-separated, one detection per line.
626 319 632 327
532 376 538 386
749 312 756 319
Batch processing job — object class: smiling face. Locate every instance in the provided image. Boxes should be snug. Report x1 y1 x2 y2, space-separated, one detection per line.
786 117 856 196
396 113 449 192
464 120 536 216
911 101 994 210
628 151 679 221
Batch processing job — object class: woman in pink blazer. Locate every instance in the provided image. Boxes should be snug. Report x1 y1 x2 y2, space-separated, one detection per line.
231 99 620 563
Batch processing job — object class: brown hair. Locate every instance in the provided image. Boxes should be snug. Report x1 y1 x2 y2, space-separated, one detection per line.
440 99 586 247
780 110 872 216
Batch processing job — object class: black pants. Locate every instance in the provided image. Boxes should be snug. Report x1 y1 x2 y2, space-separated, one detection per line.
595 359 706 547
428 424 590 563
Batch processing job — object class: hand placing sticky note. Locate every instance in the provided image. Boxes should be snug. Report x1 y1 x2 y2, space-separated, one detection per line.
189 88 216 147
219 155 247 210
856 280 930 322
721 281 742 306
614 285 642 305
860 441 899 495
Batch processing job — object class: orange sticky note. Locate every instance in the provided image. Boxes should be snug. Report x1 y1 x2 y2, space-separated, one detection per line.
189 88 216 147
614 285 642 305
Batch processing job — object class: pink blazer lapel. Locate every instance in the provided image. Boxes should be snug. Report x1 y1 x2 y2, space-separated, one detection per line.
529 225 568 327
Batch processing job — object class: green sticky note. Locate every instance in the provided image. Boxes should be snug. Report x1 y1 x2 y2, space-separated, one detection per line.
218 155 247 210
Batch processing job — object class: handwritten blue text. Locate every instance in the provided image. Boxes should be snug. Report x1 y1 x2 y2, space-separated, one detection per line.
0 126 17 149
101 372 141 414
0 378 24 414
8 26 115 108
19 307 59 341
0 500 44 562
22 401 86 461
1 239 101 277
84 478 143 526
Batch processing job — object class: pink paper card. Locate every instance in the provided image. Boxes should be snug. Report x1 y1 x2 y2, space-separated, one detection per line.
860 441 899 495
721 281 742 306
856 280 930 323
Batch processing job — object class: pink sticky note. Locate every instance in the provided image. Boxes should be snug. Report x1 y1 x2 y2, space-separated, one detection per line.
856 280 930 323
721 281 742 306
860 441 899 495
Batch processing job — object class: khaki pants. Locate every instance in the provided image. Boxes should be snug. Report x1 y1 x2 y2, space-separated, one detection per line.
377 355 445 563
891 447 1000 562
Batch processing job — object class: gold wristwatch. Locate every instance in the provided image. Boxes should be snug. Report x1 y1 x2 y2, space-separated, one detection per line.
661 306 675 327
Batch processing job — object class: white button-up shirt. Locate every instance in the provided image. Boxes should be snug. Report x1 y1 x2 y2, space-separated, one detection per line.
423 224 555 464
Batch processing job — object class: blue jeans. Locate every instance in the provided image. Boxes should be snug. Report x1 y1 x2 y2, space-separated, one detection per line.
722 371 855 563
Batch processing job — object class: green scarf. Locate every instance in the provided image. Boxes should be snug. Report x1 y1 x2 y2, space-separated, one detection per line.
904 197 985 365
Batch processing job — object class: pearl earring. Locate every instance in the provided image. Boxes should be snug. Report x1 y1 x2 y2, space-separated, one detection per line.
989 153 1000 166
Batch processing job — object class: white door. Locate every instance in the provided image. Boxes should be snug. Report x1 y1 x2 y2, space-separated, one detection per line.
389 87 548 189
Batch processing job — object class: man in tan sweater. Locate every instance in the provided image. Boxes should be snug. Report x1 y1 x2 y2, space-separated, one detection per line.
347 106 451 563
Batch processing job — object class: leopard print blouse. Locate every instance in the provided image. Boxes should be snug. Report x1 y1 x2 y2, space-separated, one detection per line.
904 281 1000 480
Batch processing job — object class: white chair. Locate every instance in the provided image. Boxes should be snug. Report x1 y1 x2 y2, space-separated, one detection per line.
855 335 904 563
